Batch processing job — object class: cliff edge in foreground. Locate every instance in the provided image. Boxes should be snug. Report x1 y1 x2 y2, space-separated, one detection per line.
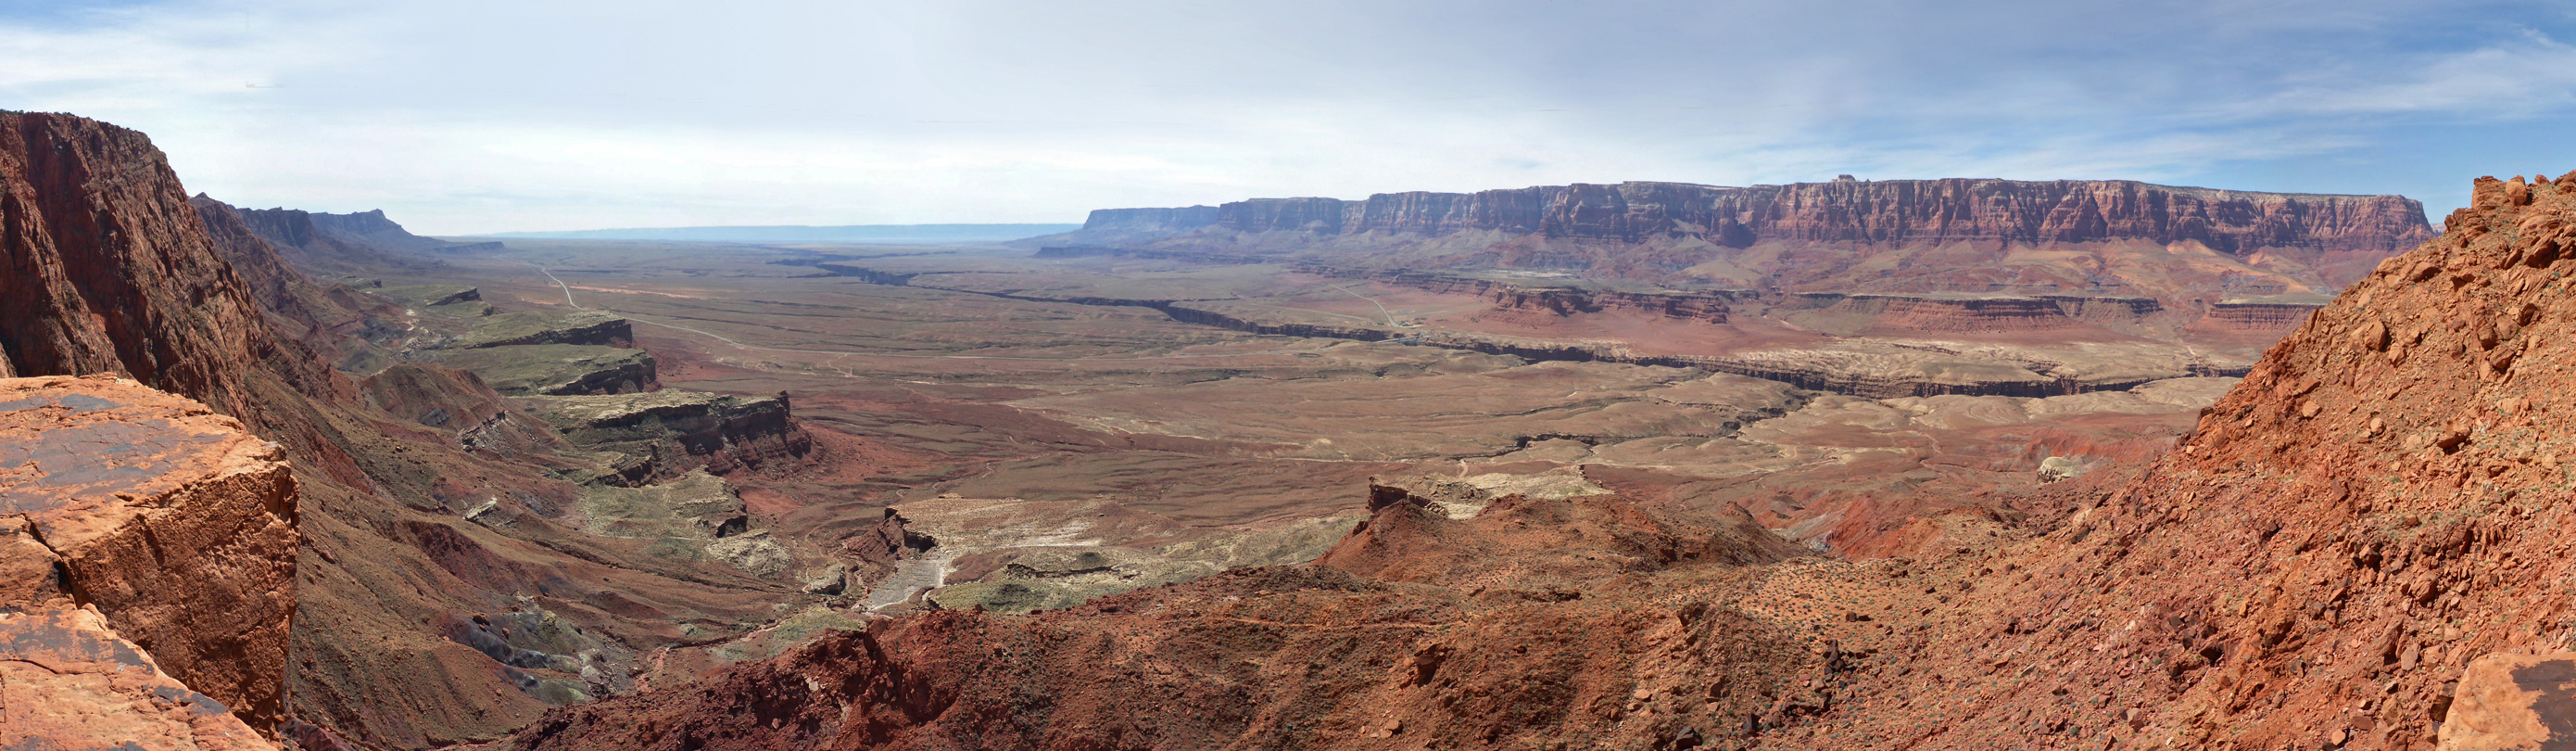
1 375 298 749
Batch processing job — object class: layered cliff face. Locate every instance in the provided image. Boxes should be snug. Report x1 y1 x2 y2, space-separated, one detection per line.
1 375 298 744
2194 297 2330 331
1195 179 2431 254
231 204 493 274
0 112 301 413
521 389 814 483
192 196 410 373
1053 178 2435 305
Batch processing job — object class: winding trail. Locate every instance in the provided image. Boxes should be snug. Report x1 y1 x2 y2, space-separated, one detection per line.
1327 284 1400 326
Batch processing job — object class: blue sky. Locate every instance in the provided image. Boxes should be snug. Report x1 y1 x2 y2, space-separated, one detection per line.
2 0 2570 234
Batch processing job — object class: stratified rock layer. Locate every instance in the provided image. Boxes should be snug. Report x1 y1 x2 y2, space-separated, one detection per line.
0 111 326 411
0 375 297 739
421 345 657 396
1156 179 2432 254
521 389 813 482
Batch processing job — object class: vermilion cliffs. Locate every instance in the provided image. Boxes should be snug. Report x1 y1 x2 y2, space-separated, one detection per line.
11 105 2576 751
1053 178 2433 301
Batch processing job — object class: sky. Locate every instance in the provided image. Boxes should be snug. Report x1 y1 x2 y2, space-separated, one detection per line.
2 0 2572 235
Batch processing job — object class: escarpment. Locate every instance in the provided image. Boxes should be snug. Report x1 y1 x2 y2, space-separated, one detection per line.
2193 296 2330 332
1044 178 2433 306
1164 179 2434 253
232 204 495 272
0 111 325 414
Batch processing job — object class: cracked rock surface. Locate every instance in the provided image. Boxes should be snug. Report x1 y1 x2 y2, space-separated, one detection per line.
0 374 297 747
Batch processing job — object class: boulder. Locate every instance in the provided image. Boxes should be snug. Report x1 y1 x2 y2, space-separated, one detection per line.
0 375 297 738
2438 652 2576 750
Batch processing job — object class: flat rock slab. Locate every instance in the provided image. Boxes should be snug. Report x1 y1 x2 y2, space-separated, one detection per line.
2442 652 2576 750
0 375 298 734
448 310 631 349
422 344 656 395
0 607 277 750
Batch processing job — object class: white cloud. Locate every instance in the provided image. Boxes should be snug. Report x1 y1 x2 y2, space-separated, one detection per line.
0 0 2568 233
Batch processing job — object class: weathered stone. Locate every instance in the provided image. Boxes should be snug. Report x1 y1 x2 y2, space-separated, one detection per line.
2038 456 2084 483
0 375 297 736
0 608 277 750
2438 652 2576 750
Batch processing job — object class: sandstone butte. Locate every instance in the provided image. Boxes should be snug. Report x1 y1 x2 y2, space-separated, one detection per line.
0 375 297 750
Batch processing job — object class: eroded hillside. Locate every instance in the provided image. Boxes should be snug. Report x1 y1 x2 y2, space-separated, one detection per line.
500 175 2576 750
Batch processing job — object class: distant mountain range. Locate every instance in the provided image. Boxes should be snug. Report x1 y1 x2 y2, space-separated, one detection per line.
474 223 1080 244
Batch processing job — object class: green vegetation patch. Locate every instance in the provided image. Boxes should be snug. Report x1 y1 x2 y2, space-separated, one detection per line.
423 344 655 395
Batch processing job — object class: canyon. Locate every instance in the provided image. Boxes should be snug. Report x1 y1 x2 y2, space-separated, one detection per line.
502 176 2576 750
12 104 2576 751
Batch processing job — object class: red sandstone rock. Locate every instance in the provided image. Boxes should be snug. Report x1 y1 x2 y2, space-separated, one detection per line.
2438 652 2576 750
0 112 309 412
0 607 278 751
0 375 297 737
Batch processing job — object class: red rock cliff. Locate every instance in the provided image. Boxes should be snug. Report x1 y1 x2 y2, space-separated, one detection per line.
0 111 311 411
1207 179 2431 255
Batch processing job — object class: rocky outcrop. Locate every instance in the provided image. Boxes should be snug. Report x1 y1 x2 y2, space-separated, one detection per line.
0 375 298 738
1202 179 2431 255
520 389 813 483
233 205 493 271
840 508 935 569
0 608 278 750
2196 296 2329 330
2034 293 2163 322
421 345 657 396
2439 652 2576 750
448 311 635 349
